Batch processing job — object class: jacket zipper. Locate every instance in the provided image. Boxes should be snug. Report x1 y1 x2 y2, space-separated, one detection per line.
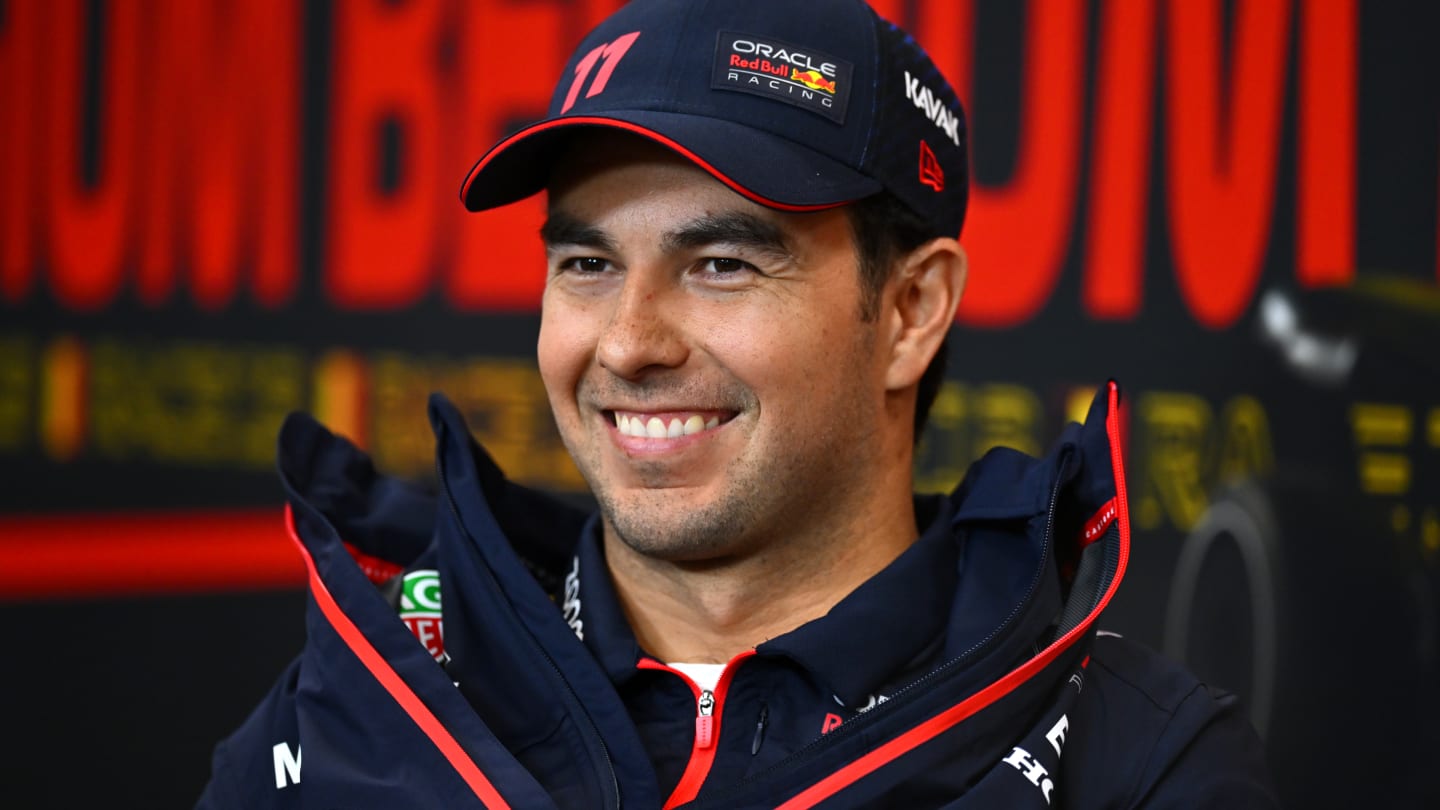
637 650 756 808
692 449 1076 807
435 430 621 809
696 689 717 748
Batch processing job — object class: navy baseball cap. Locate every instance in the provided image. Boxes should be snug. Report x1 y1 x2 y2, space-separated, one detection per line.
460 0 968 238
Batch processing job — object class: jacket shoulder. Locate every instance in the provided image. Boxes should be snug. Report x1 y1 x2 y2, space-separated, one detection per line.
1064 634 1279 809
196 658 305 809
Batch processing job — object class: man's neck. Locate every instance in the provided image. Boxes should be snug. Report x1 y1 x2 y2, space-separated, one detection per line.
601 491 919 664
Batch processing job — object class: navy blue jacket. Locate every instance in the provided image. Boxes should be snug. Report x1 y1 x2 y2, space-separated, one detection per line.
198 382 1277 808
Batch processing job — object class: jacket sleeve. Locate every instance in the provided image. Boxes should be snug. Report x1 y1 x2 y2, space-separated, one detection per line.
1070 636 1280 809
1126 682 1280 808
195 658 306 810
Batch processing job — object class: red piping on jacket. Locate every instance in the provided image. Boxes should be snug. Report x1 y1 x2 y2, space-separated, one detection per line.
774 381 1132 809
285 507 512 809
637 650 757 808
461 116 850 214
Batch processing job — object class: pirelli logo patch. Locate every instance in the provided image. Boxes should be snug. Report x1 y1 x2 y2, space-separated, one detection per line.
711 31 852 124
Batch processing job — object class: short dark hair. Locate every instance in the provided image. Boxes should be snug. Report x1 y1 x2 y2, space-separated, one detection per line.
846 193 951 443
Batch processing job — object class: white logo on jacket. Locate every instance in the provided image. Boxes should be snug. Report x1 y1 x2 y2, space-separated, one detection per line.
563 555 583 641
272 741 301 788
1001 714 1069 804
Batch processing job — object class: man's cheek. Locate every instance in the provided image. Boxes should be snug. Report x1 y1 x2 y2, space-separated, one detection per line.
536 328 581 396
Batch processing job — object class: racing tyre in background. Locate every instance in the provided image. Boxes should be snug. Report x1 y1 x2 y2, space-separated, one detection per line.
1163 475 1437 809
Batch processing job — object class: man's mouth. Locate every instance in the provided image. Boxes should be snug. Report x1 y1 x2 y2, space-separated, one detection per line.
607 410 731 439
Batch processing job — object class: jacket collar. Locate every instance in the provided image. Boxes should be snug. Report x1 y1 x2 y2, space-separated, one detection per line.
573 515 648 684
757 495 960 708
282 390 1090 716
571 495 984 710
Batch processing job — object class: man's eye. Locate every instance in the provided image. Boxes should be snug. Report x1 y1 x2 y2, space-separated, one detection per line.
702 257 754 275
558 256 610 273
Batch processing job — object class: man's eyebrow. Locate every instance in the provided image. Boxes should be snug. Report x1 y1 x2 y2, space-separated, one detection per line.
540 212 617 253
661 212 793 260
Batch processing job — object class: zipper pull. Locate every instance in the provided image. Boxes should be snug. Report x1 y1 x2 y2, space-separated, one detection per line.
695 689 716 749
751 702 769 755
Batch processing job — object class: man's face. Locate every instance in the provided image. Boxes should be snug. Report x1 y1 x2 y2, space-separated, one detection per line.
538 135 896 562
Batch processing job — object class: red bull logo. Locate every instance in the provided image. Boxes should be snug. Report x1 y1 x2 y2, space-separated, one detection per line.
790 68 837 94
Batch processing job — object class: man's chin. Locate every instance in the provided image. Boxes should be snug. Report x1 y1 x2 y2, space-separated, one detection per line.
603 481 712 513
599 493 754 564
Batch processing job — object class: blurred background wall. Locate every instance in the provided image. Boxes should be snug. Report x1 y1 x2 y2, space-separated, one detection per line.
1 0 1436 806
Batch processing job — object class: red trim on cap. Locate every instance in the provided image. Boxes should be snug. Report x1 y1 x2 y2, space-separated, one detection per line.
774 382 1132 809
286 507 511 809
461 116 849 214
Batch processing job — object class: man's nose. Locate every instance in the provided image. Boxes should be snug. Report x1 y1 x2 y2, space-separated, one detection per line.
595 271 689 379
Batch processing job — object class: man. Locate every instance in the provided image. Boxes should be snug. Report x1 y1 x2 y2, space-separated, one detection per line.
200 0 1276 807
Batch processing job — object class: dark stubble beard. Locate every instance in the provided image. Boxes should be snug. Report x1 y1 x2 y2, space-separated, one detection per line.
575 384 878 564
564 324 882 564
596 450 767 562
564 371 758 561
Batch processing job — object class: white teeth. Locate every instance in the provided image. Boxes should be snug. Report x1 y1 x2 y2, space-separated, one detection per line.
613 411 726 439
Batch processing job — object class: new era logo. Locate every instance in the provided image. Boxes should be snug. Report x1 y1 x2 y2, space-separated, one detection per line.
919 140 944 192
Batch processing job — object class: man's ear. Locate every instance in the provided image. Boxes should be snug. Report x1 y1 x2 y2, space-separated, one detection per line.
883 238 967 391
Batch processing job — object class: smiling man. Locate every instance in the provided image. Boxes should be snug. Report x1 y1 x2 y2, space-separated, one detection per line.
533 131 961 667
200 1 1276 808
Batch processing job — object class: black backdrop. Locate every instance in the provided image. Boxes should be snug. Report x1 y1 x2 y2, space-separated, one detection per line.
2 1 1438 806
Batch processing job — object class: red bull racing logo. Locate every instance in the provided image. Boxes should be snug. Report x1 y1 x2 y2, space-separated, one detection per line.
712 31 853 123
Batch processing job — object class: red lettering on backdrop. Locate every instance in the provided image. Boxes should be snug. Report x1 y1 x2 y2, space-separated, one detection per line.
1297 0 1355 288
45 0 141 311
1166 0 1290 329
953 0 1085 328
195 2 299 309
0 1 41 301
135 1 192 304
139 2 299 309
448 0 624 310
1082 0 1156 320
912 0 970 93
328 0 443 309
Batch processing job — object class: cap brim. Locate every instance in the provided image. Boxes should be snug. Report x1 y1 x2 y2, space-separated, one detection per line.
460 112 882 213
